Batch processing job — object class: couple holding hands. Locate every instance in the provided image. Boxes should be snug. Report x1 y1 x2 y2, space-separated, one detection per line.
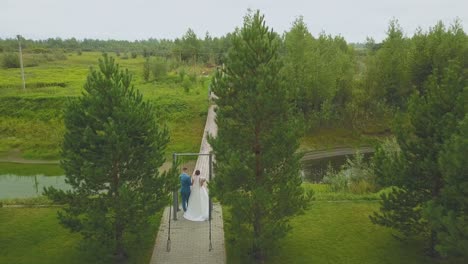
179 167 209 221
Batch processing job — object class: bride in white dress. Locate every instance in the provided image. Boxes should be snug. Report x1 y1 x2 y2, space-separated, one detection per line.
184 169 209 221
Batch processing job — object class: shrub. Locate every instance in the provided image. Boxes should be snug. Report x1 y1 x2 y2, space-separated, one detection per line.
53 51 67 60
322 164 348 192
322 151 377 194
131 51 137 58
143 58 150 82
150 57 168 80
2 52 20 68
167 58 180 71
349 179 377 194
182 76 192 93
371 137 404 187
178 68 186 83
188 72 197 83
31 48 50 54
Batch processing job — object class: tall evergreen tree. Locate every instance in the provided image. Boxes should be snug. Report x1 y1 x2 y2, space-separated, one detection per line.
370 61 466 256
364 19 411 107
45 54 171 260
283 17 314 116
143 57 150 81
181 28 200 63
210 11 310 262
425 116 468 257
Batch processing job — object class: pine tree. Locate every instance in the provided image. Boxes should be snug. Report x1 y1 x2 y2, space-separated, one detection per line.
425 116 468 257
210 11 310 262
283 17 314 116
45 54 171 260
370 61 466 256
364 19 411 107
143 57 150 81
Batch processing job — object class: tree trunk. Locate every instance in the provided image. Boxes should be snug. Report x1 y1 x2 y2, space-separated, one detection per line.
429 230 438 258
112 162 126 261
429 171 442 257
114 222 126 261
253 202 265 263
253 125 265 263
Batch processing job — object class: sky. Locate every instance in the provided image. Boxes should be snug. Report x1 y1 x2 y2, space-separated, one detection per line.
1 0 467 43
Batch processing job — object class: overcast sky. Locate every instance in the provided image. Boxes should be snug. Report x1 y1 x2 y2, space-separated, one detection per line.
1 0 466 43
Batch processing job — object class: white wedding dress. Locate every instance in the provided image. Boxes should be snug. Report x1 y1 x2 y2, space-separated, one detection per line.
183 175 209 221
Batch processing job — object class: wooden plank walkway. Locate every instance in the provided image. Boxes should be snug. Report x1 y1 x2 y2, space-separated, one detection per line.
150 105 225 264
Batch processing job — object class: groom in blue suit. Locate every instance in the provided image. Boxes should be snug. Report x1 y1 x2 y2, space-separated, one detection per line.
180 167 191 212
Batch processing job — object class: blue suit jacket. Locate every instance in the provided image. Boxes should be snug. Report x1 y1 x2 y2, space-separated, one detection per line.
180 173 191 194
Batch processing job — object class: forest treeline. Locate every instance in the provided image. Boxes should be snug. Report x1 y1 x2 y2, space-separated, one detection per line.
2 19 465 129
0 29 233 66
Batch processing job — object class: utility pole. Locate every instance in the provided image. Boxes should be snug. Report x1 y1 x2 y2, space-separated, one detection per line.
17 35 26 90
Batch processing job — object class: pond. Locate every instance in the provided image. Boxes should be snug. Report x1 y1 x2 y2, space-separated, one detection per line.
301 150 374 183
0 162 69 199
1 149 374 198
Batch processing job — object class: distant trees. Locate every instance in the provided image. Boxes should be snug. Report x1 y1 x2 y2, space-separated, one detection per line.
409 20 467 95
210 11 310 262
44 54 172 260
0 33 233 66
364 20 411 107
282 17 354 126
362 19 467 110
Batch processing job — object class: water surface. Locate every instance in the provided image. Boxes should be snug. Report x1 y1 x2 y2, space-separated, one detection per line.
0 162 68 199
0 174 69 199
301 152 373 182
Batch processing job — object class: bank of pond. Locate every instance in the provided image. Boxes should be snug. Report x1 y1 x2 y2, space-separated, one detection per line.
0 150 373 199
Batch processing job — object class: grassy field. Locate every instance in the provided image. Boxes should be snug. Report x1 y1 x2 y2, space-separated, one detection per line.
0 51 210 160
299 119 391 152
223 184 468 264
0 162 63 176
0 207 162 264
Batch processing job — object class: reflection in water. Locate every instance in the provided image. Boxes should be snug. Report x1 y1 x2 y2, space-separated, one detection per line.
301 153 373 183
0 174 69 199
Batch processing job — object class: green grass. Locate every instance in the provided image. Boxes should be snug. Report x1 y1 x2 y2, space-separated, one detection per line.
0 207 162 264
299 122 390 152
223 185 468 264
0 51 210 160
0 162 63 176
0 195 53 206
304 183 383 201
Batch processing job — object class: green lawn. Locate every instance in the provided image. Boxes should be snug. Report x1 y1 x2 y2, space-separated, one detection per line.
0 207 162 264
224 187 467 264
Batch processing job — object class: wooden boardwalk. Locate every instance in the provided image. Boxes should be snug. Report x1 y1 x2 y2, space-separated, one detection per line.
150 105 225 264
